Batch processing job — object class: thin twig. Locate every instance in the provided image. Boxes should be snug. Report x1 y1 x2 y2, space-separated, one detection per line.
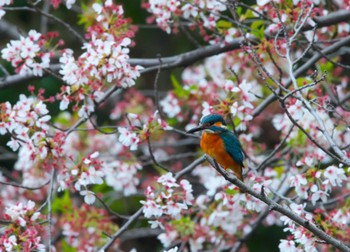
95 194 130 220
256 125 294 171
40 0 51 34
47 168 56 252
175 155 206 179
0 179 50 190
281 74 326 103
99 207 144 251
154 57 166 120
147 136 170 172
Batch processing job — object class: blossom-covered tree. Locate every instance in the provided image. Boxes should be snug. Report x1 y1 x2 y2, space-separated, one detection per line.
1 0 350 251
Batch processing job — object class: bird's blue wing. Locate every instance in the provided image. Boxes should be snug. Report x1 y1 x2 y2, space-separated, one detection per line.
221 130 244 167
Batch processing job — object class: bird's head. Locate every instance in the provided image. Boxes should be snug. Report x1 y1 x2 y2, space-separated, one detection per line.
187 114 227 134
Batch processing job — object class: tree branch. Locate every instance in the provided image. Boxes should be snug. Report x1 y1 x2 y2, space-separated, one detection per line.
205 155 350 252
0 20 21 40
301 10 350 32
0 64 61 89
132 36 247 73
0 179 50 190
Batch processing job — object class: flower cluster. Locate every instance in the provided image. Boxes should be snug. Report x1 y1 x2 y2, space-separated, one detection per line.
144 0 228 42
58 1 143 116
117 111 172 151
141 173 198 249
1 30 51 76
52 117 146 204
57 151 103 205
0 95 68 194
279 203 317 252
0 94 51 153
141 172 194 219
223 79 262 130
103 160 142 196
0 200 45 252
289 165 347 204
60 204 118 251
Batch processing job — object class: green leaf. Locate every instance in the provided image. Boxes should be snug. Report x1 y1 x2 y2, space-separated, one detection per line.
296 77 309 87
273 166 285 178
171 74 189 98
288 129 307 147
54 112 73 126
61 239 77 252
216 20 232 29
226 187 238 195
236 6 243 16
172 216 195 236
245 9 256 19
250 20 265 40
234 116 241 127
52 190 73 213
319 60 334 73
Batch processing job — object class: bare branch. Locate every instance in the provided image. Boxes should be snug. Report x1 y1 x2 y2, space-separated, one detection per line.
95 194 131 220
301 10 350 32
120 228 162 242
134 36 248 73
40 0 51 34
0 64 60 89
4 6 85 43
47 168 56 252
146 136 171 172
0 179 50 190
0 20 21 39
256 125 294 171
99 207 144 251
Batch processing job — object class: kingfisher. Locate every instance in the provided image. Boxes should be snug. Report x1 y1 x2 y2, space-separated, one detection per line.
187 114 245 181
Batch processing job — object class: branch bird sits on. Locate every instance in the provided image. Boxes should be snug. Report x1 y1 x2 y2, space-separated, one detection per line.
187 114 245 182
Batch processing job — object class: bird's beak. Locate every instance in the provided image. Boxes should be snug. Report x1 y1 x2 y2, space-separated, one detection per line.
187 125 205 134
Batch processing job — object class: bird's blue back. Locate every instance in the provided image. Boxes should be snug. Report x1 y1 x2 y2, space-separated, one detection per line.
209 125 244 167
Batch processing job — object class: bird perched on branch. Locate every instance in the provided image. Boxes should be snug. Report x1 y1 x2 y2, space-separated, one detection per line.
187 114 245 181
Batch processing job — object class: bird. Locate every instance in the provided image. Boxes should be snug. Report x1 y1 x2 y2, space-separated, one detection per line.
187 114 245 181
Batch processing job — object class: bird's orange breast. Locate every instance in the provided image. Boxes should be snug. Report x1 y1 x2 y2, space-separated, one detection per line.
200 132 243 181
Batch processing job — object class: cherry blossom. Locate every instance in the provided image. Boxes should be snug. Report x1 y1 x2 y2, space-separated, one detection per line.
1 30 51 76
141 172 194 230
278 239 298 252
103 160 142 196
323 165 347 187
0 200 45 251
118 127 140 151
80 190 96 205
